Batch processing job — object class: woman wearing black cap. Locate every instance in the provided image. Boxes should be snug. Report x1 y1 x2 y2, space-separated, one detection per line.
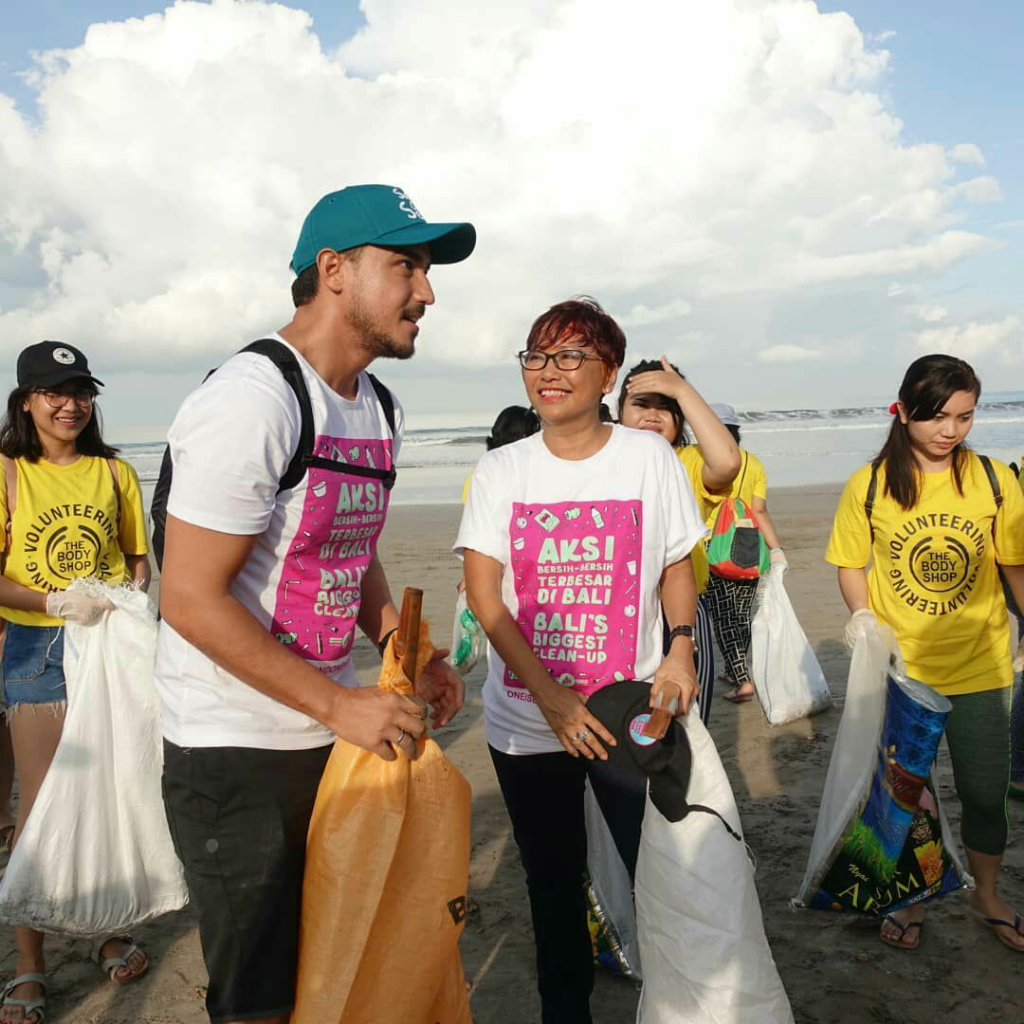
0 342 151 1024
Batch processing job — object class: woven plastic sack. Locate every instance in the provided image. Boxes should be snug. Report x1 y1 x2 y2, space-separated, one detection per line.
750 566 832 725
793 624 971 914
635 710 794 1023
0 579 188 934
293 623 473 1024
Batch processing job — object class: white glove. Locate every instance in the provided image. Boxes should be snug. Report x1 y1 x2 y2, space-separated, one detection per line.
1013 639 1024 673
769 548 788 571
843 608 877 652
45 590 114 625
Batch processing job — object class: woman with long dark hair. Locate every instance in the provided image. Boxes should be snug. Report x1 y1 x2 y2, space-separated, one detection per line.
0 343 152 1024
827 353 1024 953
456 299 708 1022
616 358 742 720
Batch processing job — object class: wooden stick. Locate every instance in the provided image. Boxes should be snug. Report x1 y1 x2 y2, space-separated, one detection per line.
640 707 673 741
394 587 424 680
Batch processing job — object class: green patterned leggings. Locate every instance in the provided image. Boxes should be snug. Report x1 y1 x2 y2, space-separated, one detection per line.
944 686 1011 856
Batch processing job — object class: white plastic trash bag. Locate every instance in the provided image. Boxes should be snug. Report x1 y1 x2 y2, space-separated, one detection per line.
750 566 831 725
584 780 641 979
635 712 794 1024
793 624 971 913
449 590 486 676
0 580 188 935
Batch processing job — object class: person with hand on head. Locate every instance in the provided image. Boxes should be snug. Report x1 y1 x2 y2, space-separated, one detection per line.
617 356 741 721
0 342 151 1024
456 299 708 1024
828 354 1024 954
156 185 474 1024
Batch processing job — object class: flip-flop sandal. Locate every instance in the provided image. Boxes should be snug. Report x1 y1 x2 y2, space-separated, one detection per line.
1009 782 1024 801
971 910 1024 952
879 914 923 951
723 689 754 704
1 972 46 1023
91 935 149 984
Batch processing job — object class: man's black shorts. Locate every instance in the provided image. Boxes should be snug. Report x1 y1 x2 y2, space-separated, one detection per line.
162 740 331 1023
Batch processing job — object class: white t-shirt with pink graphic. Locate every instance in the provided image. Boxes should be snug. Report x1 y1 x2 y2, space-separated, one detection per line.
154 335 403 750
454 426 707 755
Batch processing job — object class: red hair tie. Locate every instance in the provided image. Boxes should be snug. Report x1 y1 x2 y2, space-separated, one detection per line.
888 402 899 415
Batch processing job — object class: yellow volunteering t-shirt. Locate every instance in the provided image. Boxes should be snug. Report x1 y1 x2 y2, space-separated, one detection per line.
0 455 149 626
677 446 768 594
825 454 1024 695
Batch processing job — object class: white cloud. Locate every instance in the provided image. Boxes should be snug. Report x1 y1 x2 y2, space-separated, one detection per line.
948 143 986 166
911 304 948 323
618 299 692 328
916 316 1022 358
758 344 821 363
0 0 1012 397
951 176 1003 203
870 29 897 43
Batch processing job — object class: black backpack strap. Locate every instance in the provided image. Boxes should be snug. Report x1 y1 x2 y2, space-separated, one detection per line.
301 371 398 490
978 453 1003 510
240 339 315 494
368 373 397 437
865 462 880 543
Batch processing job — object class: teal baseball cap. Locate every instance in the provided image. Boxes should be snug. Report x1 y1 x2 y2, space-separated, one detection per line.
290 184 476 274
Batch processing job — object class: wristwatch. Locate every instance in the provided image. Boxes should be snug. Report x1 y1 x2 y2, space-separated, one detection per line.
666 624 699 654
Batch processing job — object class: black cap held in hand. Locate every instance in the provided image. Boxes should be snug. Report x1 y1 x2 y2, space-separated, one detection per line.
586 680 694 822
17 342 105 390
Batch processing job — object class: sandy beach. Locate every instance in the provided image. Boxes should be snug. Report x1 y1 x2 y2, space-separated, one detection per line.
6 484 1022 1024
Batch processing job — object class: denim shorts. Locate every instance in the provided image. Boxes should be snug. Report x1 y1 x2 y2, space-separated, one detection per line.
0 623 66 708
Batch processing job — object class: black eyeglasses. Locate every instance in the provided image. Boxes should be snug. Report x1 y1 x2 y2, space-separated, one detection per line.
37 388 96 409
517 349 605 372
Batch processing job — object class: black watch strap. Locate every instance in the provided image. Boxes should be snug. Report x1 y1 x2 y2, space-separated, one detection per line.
377 627 397 658
666 624 698 652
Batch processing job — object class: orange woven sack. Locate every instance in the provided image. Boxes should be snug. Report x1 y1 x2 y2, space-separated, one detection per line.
292 616 473 1024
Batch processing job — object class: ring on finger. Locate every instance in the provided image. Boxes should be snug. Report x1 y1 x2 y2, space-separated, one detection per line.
396 728 407 745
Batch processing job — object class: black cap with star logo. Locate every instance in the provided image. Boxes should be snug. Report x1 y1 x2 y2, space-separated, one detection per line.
17 342 105 390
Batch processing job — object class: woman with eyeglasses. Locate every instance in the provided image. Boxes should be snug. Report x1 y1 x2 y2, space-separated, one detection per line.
455 298 708 1023
0 343 151 1024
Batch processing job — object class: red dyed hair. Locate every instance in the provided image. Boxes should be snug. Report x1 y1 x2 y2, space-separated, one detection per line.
525 296 626 367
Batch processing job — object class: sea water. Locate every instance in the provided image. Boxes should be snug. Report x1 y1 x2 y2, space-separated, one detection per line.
123 391 1024 508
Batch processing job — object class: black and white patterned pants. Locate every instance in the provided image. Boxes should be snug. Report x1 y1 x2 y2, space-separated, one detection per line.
705 574 759 688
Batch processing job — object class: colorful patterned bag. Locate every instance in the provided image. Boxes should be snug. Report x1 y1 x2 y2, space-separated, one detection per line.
706 454 770 580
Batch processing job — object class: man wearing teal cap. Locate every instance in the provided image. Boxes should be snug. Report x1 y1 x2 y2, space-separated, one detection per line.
156 186 474 1024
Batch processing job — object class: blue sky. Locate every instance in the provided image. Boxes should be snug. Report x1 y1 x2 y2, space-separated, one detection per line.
1 2 1021 430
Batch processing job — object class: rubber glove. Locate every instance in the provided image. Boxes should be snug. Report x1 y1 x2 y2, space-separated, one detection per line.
46 590 114 625
843 608 877 651
769 548 788 571
1013 639 1024 673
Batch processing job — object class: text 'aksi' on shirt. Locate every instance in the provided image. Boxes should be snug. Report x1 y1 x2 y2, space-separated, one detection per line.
825 453 1024 696
154 333 404 751
454 426 708 756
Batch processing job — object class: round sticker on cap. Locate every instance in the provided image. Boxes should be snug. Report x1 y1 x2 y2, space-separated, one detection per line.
628 713 657 746
52 348 76 365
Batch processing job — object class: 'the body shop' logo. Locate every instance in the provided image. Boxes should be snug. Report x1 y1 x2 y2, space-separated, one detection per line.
888 512 987 616
907 535 971 594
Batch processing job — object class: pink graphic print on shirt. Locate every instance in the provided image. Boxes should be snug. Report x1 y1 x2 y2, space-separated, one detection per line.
505 499 642 697
270 435 392 666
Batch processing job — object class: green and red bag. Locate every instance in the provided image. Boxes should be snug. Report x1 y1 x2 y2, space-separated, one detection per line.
706 454 770 580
